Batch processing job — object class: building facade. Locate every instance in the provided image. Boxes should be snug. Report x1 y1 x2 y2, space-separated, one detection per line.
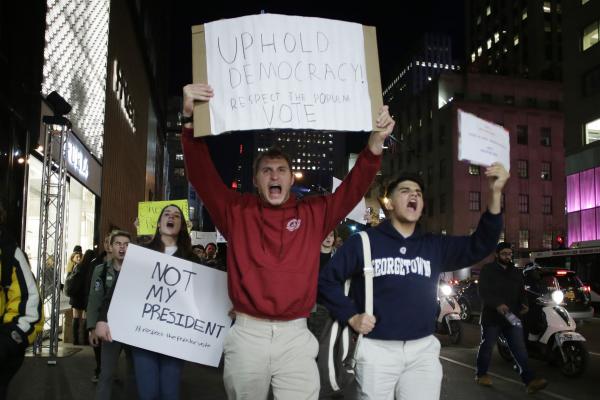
465 0 563 80
563 0 600 246
381 72 565 265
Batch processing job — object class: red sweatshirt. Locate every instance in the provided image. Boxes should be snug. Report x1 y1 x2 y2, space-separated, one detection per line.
181 128 381 320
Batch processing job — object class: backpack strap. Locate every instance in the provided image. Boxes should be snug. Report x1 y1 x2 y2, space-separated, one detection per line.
358 231 373 315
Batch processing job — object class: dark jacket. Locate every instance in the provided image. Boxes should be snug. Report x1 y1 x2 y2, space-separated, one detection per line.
319 211 502 341
479 261 528 326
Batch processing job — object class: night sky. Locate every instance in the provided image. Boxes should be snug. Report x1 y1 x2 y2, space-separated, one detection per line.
168 1 464 95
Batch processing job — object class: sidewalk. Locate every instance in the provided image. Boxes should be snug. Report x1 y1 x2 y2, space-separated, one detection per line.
9 344 227 399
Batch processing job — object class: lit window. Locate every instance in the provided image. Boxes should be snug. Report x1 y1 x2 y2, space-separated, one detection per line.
543 2 551 13
582 0 589 5
519 230 529 248
175 154 183 161
522 9 528 20
582 20 599 51
585 118 600 144
514 35 520 46
486 5 491 16
494 32 500 42
477 46 483 56
487 39 492 49
541 162 552 180
477 15 482 25
468 165 480 175
471 52 476 62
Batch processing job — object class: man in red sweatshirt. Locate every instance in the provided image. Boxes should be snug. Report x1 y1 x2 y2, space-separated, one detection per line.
181 83 394 400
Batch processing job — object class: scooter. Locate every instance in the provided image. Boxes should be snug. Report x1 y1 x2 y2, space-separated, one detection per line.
497 289 589 377
436 283 462 344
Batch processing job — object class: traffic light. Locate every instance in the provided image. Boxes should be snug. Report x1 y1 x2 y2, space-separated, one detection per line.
555 234 565 249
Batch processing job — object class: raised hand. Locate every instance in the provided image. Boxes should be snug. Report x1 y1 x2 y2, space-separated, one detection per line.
182 83 214 117
367 105 395 155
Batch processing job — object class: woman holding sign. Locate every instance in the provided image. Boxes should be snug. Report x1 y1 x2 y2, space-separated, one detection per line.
131 204 197 400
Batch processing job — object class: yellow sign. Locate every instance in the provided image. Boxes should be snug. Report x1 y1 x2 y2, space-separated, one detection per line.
137 200 190 236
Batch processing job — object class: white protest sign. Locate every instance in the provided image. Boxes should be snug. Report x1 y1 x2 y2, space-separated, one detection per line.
204 14 372 134
458 109 510 171
107 245 232 367
333 177 367 224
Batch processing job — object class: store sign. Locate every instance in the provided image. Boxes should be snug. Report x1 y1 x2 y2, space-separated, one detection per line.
112 59 137 134
66 138 89 180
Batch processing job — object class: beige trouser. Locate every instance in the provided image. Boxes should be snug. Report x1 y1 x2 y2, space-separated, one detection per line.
223 314 320 400
355 335 443 400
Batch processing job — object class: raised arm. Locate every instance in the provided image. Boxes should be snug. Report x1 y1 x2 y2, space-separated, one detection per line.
180 83 240 236
321 106 394 236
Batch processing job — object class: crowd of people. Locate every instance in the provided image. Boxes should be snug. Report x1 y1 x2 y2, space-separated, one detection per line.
0 81 550 400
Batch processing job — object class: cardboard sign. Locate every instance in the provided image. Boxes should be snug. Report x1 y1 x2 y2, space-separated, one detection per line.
138 200 190 236
107 245 232 367
458 109 510 171
191 14 383 136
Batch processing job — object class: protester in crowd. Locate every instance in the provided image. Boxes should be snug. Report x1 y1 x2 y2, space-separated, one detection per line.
68 249 95 345
476 242 548 394
0 198 43 399
308 230 337 339
192 244 205 260
87 230 135 400
319 166 508 400
98 205 196 399
181 82 394 399
87 234 112 383
66 248 82 274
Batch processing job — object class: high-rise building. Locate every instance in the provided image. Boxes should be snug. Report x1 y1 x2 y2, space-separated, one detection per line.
562 0 600 246
384 33 461 104
465 0 563 80
254 131 346 195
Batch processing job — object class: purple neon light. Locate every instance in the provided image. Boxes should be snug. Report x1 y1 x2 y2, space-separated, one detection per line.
566 174 580 213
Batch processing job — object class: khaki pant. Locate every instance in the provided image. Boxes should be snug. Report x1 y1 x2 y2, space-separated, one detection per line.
355 335 443 400
223 314 320 400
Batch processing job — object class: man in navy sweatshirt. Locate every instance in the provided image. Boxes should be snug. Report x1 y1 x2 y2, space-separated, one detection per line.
318 165 508 400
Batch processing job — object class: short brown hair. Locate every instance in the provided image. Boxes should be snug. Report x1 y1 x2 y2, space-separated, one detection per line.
253 147 292 176
109 230 131 245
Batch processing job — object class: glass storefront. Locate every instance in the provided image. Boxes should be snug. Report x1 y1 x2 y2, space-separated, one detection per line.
24 157 96 283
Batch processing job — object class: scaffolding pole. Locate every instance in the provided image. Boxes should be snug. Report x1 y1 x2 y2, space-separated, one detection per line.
33 116 70 357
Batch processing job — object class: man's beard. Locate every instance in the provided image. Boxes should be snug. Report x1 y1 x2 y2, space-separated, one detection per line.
498 258 513 267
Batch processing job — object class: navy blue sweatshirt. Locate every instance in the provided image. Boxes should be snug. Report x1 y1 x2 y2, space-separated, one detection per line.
318 211 502 341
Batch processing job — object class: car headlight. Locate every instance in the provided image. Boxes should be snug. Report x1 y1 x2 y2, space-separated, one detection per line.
440 284 452 296
551 290 564 305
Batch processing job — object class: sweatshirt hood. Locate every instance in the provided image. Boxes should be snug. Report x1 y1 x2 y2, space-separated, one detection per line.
375 219 425 241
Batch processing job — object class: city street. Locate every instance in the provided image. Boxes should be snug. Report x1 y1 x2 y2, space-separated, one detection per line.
9 318 599 399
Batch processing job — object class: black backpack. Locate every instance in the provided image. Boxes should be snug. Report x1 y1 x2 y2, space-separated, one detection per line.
65 263 85 298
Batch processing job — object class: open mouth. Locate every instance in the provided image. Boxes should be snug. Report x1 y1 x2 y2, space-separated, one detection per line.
268 184 282 196
166 221 174 228
407 200 417 211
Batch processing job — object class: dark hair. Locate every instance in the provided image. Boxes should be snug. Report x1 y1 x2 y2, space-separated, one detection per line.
192 244 204 251
146 204 193 259
385 172 425 198
109 230 131 245
252 147 293 176
496 242 512 253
